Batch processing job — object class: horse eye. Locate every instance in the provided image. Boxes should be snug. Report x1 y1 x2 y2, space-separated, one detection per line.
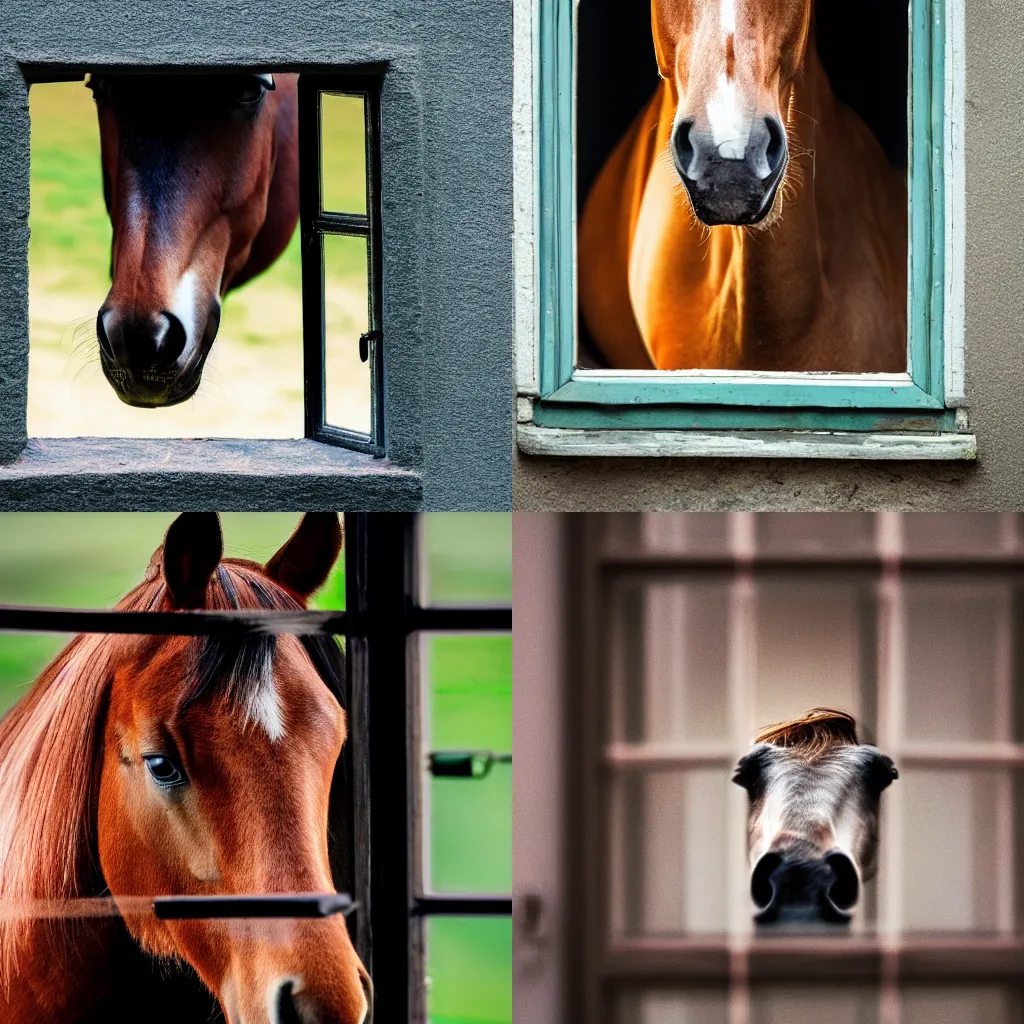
143 754 187 788
234 81 267 107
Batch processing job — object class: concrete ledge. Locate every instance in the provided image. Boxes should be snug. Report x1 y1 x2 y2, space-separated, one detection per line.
0 438 422 510
517 426 979 461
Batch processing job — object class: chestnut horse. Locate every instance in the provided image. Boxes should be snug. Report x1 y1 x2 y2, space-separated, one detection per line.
578 0 907 372
732 708 898 926
87 74 299 407
0 513 372 1023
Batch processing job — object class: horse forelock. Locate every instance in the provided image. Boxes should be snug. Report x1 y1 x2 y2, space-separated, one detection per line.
754 707 859 760
0 558 344 983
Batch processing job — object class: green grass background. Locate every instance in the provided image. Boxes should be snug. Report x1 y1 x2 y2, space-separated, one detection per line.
0 512 511 1023
30 81 369 435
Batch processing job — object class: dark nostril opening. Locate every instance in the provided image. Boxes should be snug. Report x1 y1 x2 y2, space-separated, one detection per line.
751 852 782 909
276 980 303 1024
159 311 187 365
825 852 859 911
361 971 374 1023
673 120 696 179
765 116 786 174
96 311 114 362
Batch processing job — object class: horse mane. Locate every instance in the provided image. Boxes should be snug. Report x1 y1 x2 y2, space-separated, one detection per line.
0 556 343 984
755 707 860 759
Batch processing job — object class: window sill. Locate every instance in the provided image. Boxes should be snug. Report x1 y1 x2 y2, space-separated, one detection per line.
516 425 978 460
0 438 422 510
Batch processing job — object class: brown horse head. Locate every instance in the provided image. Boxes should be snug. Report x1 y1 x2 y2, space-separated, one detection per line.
732 708 898 928
88 73 299 407
652 0 812 225
0 513 371 1023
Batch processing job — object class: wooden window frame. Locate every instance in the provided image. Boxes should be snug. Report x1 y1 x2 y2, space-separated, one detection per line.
568 512 1024 1024
514 0 976 460
0 512 513 1023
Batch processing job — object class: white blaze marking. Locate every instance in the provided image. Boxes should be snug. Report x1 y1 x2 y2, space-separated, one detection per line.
706 73 750 159
720 0 736 34
236 646 286 742
170 268 199 354
244 675 286 742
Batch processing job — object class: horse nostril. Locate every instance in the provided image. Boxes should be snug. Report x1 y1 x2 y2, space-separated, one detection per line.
751 852 783 909
764 116 787 175
672 120 697 179
276 979 305 1024
158 311 187 365
825 851 859 911
95 311 115 362
360 969 374 1023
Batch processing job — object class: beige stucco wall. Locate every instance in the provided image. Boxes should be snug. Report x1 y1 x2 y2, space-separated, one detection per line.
513 0 1024 510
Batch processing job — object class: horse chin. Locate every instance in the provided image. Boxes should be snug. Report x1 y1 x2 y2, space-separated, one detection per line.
684 163 788 229
102 361 204 408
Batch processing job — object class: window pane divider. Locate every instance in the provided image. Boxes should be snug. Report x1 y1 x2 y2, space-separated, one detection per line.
603 742 734 769
598 935 1024 983
412 895 512 917
315 212 370 235
897 742 1024 766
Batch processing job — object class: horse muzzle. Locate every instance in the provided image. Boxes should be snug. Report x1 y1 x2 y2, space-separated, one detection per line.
97 303 219 407
672 116 788 226
751 849 859 928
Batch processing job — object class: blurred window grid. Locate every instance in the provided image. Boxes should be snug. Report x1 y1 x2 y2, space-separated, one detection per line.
586 513 1024 1024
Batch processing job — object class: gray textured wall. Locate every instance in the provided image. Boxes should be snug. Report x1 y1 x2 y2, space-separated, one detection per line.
0 0 512 511
513 0 1024 511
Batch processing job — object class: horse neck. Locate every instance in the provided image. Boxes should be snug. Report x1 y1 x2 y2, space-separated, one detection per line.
729 46 834 364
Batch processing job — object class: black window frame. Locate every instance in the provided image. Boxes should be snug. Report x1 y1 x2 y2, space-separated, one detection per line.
299 73 386 457
0 512 512 1023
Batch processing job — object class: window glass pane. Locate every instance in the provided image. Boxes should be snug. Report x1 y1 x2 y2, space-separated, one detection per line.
751 987 878 1024
614 989 729 1024
901 769 1006 931
904 582 1007 743
902 987 1022 1024
754 579 876 736
29 78 305 439
426 918 511 1024
423 634 511 893
322 232 372 436
610 580 730 744
756 513 876 554
902 514 1013 554
320 92 367 215
423 513 513 606
608 768 729 936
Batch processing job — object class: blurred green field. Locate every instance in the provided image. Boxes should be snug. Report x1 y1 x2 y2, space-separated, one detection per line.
29 80 371 438
0 513 511 1024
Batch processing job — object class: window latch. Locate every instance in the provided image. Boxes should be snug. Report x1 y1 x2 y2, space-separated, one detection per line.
359 329 381 363
427 750 512 779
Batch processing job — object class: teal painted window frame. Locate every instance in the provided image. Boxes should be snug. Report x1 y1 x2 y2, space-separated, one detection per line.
534 0 955 434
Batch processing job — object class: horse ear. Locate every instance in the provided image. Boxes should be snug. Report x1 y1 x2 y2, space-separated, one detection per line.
162 513 223 609
864 750 899 798
733 746 769 797
266 513 343 602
